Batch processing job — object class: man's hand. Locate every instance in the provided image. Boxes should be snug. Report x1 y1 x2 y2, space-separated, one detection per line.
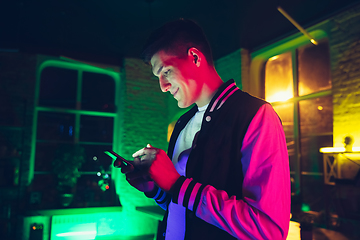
121 157 155 193
132 144 180 192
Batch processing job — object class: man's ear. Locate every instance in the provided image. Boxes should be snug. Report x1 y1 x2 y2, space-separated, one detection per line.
188 47 201 67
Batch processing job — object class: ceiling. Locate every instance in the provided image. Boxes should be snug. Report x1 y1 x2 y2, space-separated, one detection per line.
1 0 359 65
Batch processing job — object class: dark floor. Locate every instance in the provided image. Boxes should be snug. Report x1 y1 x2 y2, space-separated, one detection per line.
287 220 360 240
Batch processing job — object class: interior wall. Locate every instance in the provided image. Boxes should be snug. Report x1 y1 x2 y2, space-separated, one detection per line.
328 3 360 148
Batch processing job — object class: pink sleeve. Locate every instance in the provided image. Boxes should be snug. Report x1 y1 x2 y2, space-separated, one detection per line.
173 104 291 239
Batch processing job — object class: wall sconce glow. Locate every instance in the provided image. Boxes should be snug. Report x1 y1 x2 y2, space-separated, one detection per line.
310 39 318 45
266 90 293 103
269 55 279 61
320 147 360 153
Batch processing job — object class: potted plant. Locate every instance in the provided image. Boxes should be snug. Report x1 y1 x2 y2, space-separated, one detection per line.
52 144 85 207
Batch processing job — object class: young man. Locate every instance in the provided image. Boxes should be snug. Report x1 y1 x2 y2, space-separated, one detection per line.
124 19 290 239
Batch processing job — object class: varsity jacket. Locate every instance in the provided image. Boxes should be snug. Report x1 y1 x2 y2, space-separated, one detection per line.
146 80 291 239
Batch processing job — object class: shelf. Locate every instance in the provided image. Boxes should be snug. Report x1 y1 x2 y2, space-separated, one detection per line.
26 206 123 216
136 206 165 221
322 152 360 185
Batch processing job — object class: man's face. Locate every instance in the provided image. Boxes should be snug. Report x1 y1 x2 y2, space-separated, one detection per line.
150 50 202 108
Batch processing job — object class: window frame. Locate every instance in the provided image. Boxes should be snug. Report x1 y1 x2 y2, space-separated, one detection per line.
29 60 121 188
249 29 332 196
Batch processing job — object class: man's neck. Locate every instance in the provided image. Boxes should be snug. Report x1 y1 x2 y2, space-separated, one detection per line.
196 68 224 108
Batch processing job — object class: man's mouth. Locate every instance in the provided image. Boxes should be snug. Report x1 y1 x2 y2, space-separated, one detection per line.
172 88 179 97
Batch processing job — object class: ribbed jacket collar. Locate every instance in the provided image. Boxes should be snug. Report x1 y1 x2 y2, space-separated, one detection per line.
167 79 239 159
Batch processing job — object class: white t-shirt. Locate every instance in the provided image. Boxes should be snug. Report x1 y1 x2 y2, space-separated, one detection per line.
165 104 208 240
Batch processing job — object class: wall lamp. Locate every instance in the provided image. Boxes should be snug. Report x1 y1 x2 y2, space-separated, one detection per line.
277 6 318 45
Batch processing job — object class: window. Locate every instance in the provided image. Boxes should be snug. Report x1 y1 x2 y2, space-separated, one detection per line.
30 61 119 209
264 40 333 212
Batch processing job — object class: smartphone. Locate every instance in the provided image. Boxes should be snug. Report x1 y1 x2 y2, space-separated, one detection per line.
104 150 135 171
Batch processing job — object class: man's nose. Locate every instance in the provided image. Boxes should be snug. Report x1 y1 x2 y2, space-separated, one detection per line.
159 76 171 92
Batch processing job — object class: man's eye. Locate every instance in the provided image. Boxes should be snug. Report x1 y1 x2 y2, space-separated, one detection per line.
164 70 170 76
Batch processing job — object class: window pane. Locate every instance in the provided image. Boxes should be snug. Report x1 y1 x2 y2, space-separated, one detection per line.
299 96 333 173
298 41 331 96
265 52 293 102
79 144 113 172
36 143 86 175
273 103 295 170
37 112 75 142
80 116 114 143
35 142 57 172
81 71 116 112
39 67 77 108
72 174 117 208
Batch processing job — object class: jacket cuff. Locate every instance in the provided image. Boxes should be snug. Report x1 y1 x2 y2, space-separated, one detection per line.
145 185 168 205
144 185 159 198
170 176 205 212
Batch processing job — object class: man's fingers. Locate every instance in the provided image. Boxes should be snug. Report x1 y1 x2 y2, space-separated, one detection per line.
132 144 157 158
132 148 146 158
125 168 149 180
120 164 134 174
133 157 141 165
134 157 153 168
132 145 152 158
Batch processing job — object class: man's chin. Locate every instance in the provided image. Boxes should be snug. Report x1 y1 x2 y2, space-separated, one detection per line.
177 103 186 108
177 101 192 109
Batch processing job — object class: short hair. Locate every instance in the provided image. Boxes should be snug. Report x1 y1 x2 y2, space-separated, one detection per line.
141 19 214 65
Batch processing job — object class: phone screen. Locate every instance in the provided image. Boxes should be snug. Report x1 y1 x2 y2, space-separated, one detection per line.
104 150 135 170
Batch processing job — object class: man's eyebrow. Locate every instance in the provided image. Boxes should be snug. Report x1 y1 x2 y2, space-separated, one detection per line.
156 65 163 76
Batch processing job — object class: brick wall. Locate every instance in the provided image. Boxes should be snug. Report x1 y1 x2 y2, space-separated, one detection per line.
328 3 360 148
215 48 250 89
0 51 37 240
114 57 169 208
0 51 37 194
119 58 168 158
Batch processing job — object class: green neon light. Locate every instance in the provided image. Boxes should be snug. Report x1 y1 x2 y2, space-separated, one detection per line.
36 106 117 117
301 203 311 212
56 231 97 237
